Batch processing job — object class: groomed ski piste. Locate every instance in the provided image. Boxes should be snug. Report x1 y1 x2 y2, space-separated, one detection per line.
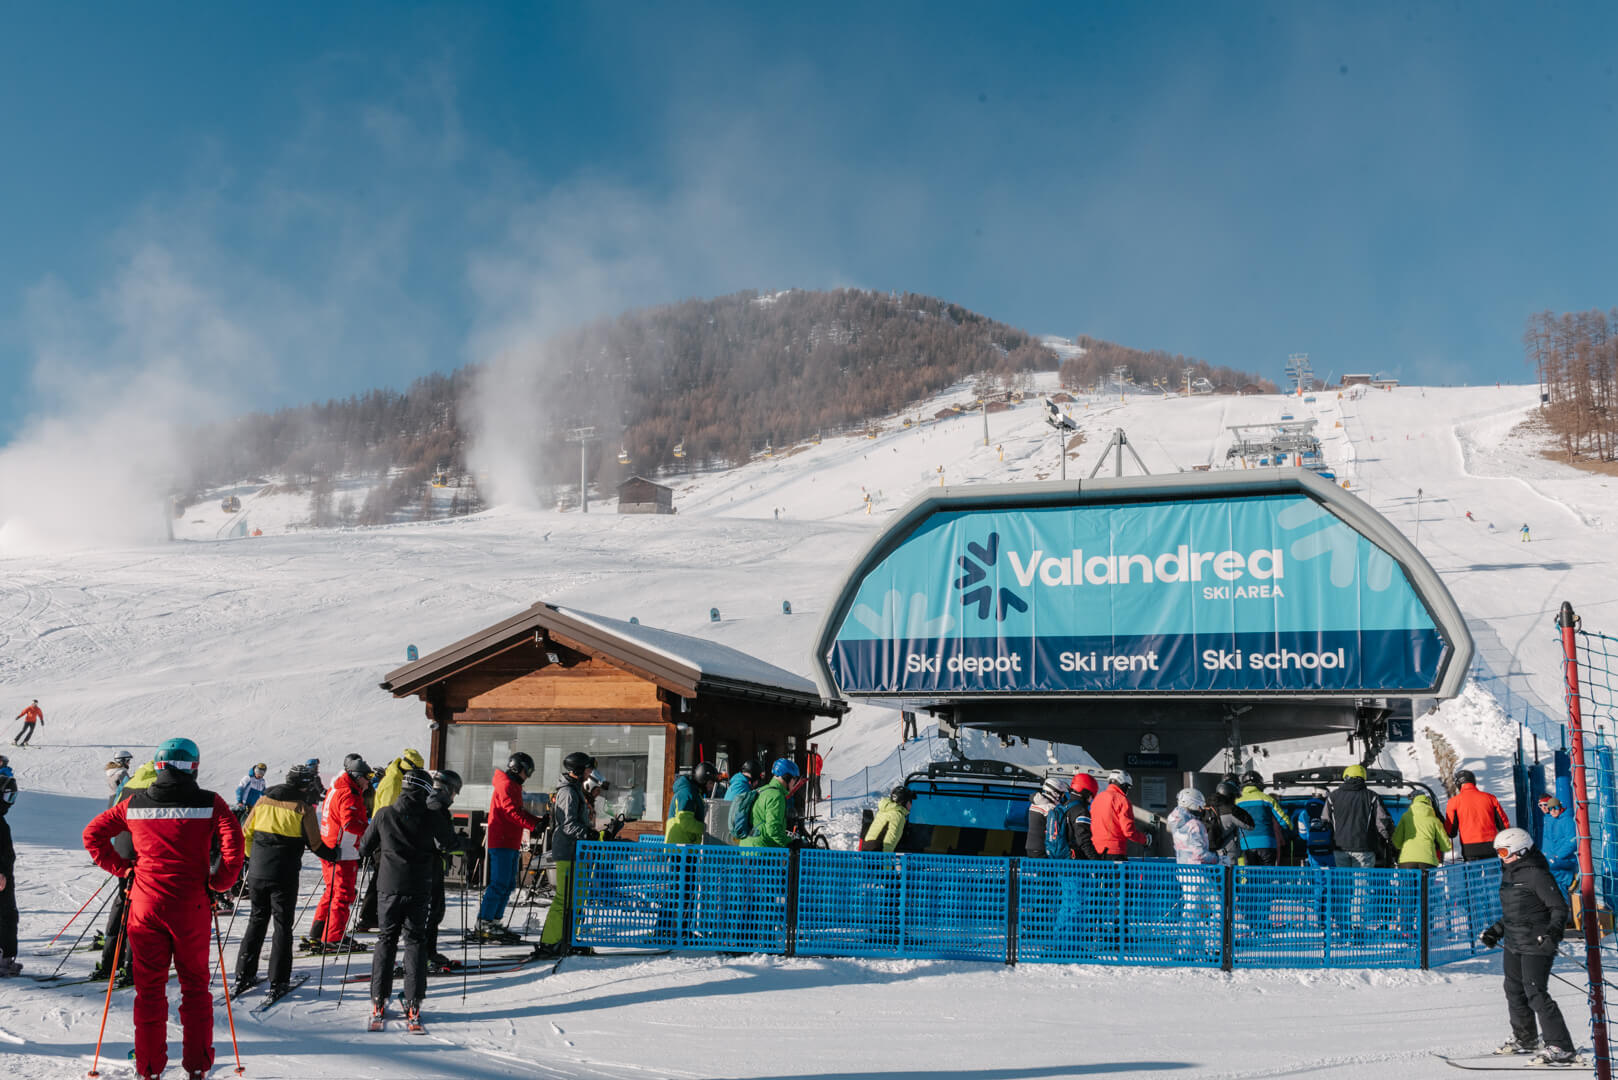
0 376 1605 1078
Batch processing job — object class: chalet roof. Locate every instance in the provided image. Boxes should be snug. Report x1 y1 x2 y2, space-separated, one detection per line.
617 475 673 492
380 601 845 715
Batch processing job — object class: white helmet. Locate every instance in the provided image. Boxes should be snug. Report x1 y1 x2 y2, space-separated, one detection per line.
113 750 133 763
1039 776 1066 801
1108 769 1133 789
1494 827 1533 857
1176 787 1206 811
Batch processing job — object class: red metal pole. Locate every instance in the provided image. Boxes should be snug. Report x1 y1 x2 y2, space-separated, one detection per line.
1562 601 1611 1077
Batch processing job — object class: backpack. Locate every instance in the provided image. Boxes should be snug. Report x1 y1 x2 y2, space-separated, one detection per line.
1044 792 1075 857
730 787 761 840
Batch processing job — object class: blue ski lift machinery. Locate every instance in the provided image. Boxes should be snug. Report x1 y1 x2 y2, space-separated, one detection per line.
812 469 1472 779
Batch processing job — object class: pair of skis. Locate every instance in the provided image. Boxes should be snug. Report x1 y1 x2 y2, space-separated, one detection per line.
225 972 309 1017
1439 1051 1589 1071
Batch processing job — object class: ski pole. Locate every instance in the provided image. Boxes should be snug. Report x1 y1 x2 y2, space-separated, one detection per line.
212 908 246 1077
216 879 246 988
460 861 469 1003
335 859 371 1007
47 876 110 948
50 883 118 980
86 892 128 1079
292 866 322 940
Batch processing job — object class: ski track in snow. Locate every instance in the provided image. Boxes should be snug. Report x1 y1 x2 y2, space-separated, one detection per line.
0 378 1609 1077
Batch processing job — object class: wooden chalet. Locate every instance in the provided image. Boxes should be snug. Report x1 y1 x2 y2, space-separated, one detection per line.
617 476 675 515
379 602 846 838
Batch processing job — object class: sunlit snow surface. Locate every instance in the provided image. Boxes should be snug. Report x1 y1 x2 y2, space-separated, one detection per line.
0 379 1601 1077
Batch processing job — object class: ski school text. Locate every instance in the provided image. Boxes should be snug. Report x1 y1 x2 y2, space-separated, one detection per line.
1201 647 1347 671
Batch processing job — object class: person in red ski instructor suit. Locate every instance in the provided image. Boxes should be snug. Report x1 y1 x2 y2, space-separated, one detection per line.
312 753 371 947
83 737 243 1080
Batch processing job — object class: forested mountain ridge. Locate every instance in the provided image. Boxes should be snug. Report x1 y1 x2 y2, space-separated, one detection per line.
179 288 1271 523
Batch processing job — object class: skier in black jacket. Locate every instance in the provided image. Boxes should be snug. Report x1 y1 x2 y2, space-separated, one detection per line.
358 769 460 1026
1321 765 1393 866
0 767 18 976
425 770 465 972
1480 828 1576 1064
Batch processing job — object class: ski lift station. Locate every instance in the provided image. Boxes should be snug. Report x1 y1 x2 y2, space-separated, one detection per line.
812 468 1473 820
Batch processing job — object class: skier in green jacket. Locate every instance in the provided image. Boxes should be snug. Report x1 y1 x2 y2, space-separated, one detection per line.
860 787 914 852
740 759 798 848
1391 793 1452 868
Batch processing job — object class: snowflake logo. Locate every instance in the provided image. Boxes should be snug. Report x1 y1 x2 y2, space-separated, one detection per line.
953 532 1028 621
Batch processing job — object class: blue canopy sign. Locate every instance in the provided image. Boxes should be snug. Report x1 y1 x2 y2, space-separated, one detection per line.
816 474 1469 699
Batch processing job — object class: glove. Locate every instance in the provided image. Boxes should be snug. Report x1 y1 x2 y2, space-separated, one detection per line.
1480 925 1502 949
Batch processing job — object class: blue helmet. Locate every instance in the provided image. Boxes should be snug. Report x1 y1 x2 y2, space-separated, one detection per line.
155 737 200 772
771 757 800 780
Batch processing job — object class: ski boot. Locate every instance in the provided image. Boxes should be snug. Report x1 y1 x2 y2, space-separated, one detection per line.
1533 1045 1579 1066
474 918 523 944
0 955 21 977
1493 1036 1539 1055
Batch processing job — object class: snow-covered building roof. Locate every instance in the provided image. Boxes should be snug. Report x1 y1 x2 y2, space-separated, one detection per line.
381 600 845 715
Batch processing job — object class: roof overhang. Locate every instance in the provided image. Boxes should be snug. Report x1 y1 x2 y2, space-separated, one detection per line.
383 601 845 717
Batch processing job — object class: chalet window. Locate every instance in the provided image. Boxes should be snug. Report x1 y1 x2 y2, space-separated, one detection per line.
445 722 668 823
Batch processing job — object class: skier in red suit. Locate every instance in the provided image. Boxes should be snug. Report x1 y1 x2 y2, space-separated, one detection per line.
312 753 371 947
83 737 243 1080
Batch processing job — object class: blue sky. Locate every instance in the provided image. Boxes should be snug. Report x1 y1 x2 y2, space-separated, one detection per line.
2 3 1616 445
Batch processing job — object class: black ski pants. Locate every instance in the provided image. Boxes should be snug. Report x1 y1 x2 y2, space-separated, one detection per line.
0 870 17 959
1504 948 1572 1049
357 858 379 930
12 722 35 746
99 879 130 976
234 873 298 987
370 891 430 1008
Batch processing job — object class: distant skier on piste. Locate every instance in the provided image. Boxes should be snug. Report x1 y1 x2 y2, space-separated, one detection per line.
105 750 133 807
11 700 41 747
82 737 244 1080
360 768 460 1029
233 761 268 816
1520 523 1531 542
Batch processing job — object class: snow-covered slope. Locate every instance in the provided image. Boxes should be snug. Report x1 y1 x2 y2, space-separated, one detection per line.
0 377 1604 1078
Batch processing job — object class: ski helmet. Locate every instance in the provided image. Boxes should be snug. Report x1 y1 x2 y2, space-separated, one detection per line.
1455 769 1477 786
1494 827 1534 858
1039 776 1066 801
401 769 436 799
507 751 536 778
343 753 370 777
1215 780 1240 800
113 750 132 764
771 757 800 780
890 785 914 805
253 762 267 775
738 758 762 779
1107 768 1133 789
431 769 463 797
583 772 610 796
1069 772 1099 797
562 751 596 777
1342 764 1367 780
1239 770 1263 789
1177 787 1206 811
155 737 200 772
692 761 719 786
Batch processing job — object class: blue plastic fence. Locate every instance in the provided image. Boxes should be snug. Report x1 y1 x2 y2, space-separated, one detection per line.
572 842 1502 970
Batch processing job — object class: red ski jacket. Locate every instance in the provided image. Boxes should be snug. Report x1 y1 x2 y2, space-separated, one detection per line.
485 768 543 850
1444 783 1509 845
1091 784 1148 855
320 771 369 861
16 703 41 725
83 771 243 907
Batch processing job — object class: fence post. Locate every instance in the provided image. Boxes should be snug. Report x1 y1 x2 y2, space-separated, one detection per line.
1561 600 1613 1080
1419 868 1430 971
1005 858 1019 966
1220 864 1234 972
784 847 800 958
